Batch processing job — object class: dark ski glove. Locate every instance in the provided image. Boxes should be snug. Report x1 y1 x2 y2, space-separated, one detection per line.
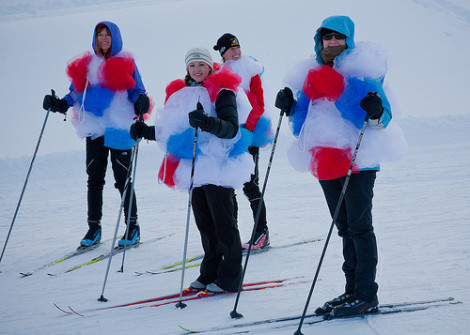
130 121 155 141
43 92 69 114
275 87 294 116
188 103 208 129
134 94 150 116
360 92 384 120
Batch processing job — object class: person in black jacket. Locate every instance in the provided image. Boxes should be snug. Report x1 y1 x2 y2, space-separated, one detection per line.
131 47 254 293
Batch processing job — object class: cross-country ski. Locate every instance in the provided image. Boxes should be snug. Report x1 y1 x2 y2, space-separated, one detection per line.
178 297 460 334
46 234 172 276
136 239 321 276
53 277 306 316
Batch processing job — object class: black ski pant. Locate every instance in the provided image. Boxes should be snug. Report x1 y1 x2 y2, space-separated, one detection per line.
319 170 378 302
233 146 267 232
192 184 242 292
86 136 137 225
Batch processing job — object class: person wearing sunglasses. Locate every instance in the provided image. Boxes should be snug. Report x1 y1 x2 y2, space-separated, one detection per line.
275 15 407 317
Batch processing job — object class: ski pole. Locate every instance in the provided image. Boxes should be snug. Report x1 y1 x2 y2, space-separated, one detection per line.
97 113 142 302
0 91 54 268
230 106 285 319
176 105 200 309
293 116 369 335
119 112 145 272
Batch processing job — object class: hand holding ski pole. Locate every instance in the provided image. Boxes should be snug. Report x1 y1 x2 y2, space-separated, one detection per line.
43 89 69 114
360 92 383 120
188 102 208 129
275 87 294 116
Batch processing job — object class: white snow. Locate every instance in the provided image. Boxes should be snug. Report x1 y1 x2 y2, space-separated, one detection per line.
0 0 469 334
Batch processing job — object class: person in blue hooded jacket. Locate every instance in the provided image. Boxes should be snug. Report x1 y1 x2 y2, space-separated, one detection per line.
43 21 151 248
275 15 406 317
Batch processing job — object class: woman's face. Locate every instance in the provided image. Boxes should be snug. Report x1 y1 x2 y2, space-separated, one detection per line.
223 46 242 62
187 61 211 82
322 32 346 48
97 28 112 53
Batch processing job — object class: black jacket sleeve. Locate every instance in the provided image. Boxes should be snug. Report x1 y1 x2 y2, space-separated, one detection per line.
200 89 239 139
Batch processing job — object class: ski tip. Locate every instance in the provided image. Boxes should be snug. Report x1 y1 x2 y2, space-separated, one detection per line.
178 325 199 333
20 272 32 277
53 303 73 315
67 306 84 317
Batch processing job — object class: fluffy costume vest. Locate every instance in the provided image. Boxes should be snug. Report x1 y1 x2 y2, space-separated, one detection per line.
284 42 407 180
220 56 273 147
66 51 143 149
155 68 254 190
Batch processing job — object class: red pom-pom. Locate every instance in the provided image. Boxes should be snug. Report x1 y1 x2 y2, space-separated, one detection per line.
309 146 359 180
158 153 179 189
66 52 92 92
213 62 222 72
204 67 241 102
244 89 262 131
303 65 345 101
165 79 186 104
100 53 136 91
244 75 264 131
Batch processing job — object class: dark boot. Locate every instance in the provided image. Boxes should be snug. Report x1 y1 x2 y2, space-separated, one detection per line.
332 295 379 317
80 220 102 247
315 293 354 314
118 219 140 247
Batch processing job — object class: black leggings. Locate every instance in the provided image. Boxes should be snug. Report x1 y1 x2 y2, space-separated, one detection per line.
233 146 267 232
86 137 137 223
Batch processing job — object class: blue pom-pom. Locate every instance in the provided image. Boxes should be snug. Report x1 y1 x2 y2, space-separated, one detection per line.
77 86 114 117
290 91 309 137
251 116 273 147
335 77 375 129
230 127 253 157
167 128 198 159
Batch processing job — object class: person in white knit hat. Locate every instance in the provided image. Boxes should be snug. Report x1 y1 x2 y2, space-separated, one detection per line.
130 47 254 293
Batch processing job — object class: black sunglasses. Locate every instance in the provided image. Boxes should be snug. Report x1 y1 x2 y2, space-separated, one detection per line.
323 33 346 40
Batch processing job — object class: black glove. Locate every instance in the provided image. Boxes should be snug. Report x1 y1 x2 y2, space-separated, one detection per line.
43 92 69 114
275 87 294 116
188 103 208 129
130 121 155 140
134 94 150 116
360 92 384 120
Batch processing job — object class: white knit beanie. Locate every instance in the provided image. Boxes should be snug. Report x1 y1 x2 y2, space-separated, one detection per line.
185 47 213 69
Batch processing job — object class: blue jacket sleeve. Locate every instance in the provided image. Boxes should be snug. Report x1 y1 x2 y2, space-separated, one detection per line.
289 90 310 137
62 83 75 107
127 62 146 104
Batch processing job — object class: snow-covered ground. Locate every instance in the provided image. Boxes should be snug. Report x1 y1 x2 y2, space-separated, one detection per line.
1 0 469 334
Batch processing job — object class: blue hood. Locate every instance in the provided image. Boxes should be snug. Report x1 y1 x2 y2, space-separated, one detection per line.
92 21 123 57
314 15 355 64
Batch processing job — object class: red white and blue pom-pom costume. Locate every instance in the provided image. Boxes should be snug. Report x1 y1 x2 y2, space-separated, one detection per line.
221 56 273 147
62 22 151 150
284 34 406 180
155 67 254 191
